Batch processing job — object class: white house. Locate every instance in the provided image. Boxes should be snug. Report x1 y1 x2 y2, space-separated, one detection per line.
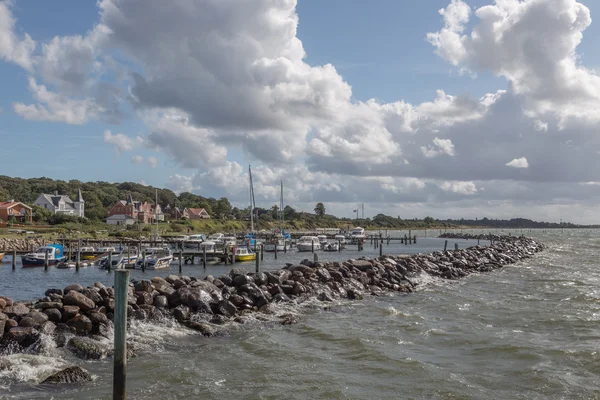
34 189 85 217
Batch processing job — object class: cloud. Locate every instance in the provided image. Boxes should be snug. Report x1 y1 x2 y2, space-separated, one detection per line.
147 156 158 168
103 130 142 154
421 137 456 158
0 0 35 70
506 157 529 169
4 0 600 222
131 155 143 164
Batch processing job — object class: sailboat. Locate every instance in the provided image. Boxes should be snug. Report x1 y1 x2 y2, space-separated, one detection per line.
264 180 291 252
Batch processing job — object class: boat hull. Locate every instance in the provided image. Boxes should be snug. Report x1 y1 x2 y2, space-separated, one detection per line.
235 254 256 262
296 244 321 252
0 253 4 263
263 244 289 252
22 257 66 268
145 256 173 270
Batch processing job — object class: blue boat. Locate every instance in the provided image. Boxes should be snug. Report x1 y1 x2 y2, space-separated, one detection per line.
22 244 67 268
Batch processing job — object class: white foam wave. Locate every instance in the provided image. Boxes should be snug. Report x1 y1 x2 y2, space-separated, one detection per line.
0 354 68 384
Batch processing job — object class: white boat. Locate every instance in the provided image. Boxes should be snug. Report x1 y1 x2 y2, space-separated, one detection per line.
264 236 291 252
185 234 206 249
170 235 189 242
137 247 173 270
96 246 116 253
207 233 225 244
350 227 367 244
222 236 237 246
296 236 321 252
334 234 347 249
233 246 256 262
317 235 328 246
101 248 139 269
323 242 340 252
198 241 217 254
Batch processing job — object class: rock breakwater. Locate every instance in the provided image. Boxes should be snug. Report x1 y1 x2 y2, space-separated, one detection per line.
0 236 545 383
0 238 46 252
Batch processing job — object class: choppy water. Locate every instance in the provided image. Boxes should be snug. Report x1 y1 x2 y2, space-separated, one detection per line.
3 229 600 399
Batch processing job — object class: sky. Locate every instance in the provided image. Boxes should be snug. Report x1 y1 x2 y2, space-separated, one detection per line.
1 0 600 223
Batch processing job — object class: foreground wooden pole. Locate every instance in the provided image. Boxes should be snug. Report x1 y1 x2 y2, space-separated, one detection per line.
12 249 16 270
113 269 129 400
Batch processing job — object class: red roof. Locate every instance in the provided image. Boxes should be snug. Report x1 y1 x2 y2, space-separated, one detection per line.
188 208 207 215
0 201 31 210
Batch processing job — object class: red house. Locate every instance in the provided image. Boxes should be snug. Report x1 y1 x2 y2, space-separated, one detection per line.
0 201 33 223
106 194 158 224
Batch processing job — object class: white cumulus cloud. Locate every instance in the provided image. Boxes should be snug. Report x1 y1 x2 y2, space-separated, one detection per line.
506 157 529 169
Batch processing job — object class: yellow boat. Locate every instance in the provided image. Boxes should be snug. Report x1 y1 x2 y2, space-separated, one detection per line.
234 247 256 262
0 252 4 263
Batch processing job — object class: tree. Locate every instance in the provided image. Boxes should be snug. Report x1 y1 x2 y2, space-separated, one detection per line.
423 216 435 224
314 202 325 218
271 204 279 219
31 204 53 223
213 197 232 220
283 205 296 221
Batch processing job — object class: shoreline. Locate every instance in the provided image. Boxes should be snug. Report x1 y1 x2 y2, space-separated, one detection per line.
0 235 545 384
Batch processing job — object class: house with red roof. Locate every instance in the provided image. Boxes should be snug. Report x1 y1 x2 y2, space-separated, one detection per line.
0 201 33 223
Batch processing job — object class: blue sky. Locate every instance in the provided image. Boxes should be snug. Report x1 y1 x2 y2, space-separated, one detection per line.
2 0 600 222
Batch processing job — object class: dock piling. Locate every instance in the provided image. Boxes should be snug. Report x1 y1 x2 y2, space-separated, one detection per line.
107 251 112 272
274 244 277 259
338 240 341 252
44 251 49 271
76 239 81 271
311 240 314 253
12 249 16 270
260 244 264 261
444 240 448 252
203 247 207 269
179 250 183 274
255 249 260 273
113 269 129 400
141 249 146 272
379 243 383 257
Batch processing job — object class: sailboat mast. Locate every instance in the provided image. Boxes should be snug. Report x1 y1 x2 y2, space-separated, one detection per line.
280 180 283 231
249 165 254 233
154 189 158 241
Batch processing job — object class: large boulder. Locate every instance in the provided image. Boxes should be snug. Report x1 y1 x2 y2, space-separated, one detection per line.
213 300 237 318
66 315 92 333
44 288 64 297
34 302 63 310
42 366 92 384
19 312 48 328
351 260 373 272
3 303 30 318
6 326 39 347
43 308 62 324
63 291 96 311
173 305 190 322
0 296 14 307
183 321 217 337
81 289 103 305
0 313 6 340
64 284 84 293
134 280 154 293
67 337 110 360
62 305 80 322
177 287 213 313
153 295 168 308
0 298 6 311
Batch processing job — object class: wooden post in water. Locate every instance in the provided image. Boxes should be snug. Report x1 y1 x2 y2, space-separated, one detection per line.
260 244 264 261
44 250 49 271
203 246 207 269
113 269 129 400
76 239 81 271
404 235 408 246
107 251 112 272
274 244 278 259
311 240 314 253
478 238 480 246
224 246 229 265
414 235 417 244
126 246 130 270
379 243 383 257
455 243 459 250
444 240 448 251
255 249 260 273
141 249 146 272
179 250 183 274
12 249 16 270
338 240 341 252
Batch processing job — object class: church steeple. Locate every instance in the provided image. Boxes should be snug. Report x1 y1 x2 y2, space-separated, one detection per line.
75 188 84 203
74 188 85 218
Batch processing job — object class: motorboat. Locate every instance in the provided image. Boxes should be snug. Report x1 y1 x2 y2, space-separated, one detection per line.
185 234 206 249
78 246 96 260
207 233 225 244
22 244 67 267
317 235 328 246
350 227 367 244
264 236 291 252
136 247 173 270
323 242 340 252
222 235 237 246
334 234 347 249
233 246 256 262
99 248 139 269
296 236 321 252
0 252 4 263
96 246 116 253
170 235 189 242
198 241 218 254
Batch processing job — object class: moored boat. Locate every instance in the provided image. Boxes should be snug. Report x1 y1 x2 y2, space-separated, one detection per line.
296 236 321 252
0 252 4 263
79 246 96 260
233 246 256 262
22 244 67 267
323 242 340 252
136 247 173 270
350 227 367 244
334 234 347 249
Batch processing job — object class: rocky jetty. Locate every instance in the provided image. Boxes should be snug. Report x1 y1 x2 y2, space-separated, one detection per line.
0 236 545 371
439 232 502 241
0 237 46 252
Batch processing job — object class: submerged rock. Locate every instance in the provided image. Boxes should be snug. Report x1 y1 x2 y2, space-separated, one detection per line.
42 366 92 384
67 336 110 360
